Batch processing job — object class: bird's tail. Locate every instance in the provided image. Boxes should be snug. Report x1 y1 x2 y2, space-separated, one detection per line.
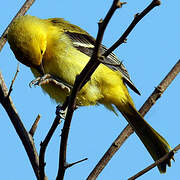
117 102 173 173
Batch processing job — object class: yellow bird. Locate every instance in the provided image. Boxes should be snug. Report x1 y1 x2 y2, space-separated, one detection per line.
7 15 172 173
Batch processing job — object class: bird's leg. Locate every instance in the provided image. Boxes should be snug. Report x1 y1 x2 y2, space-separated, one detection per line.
29 74 72 93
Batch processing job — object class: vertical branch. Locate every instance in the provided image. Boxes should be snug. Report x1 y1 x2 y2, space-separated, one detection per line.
56 1 125 179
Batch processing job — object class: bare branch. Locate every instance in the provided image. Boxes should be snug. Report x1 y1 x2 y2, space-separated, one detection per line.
0 72 40 179
139 59 180 116
128 144 180 180
0 1 41 179
87 59 180 179
39 96 69 180
103 0 161 57
29 114 41 137
0 0 35 52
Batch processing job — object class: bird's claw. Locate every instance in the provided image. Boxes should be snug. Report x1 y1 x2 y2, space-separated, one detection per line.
29 77 41 87
29 74 72 93
56 104 68 119
29 74 52 87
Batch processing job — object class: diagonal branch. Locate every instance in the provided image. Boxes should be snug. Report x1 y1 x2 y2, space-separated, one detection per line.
78 0 161 94
0 0 35 52
65 158 88 169
8 64 19 97
104 0 161 57
128 144 180 180
0 72 40 179
87 59 180 180
0 0 40 179
139 59 180 116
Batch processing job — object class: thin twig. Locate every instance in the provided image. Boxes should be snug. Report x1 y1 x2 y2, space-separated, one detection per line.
39 116 61 180
128 144 180 180
0 0 35 52
0 72 40 179
56 1 125 180
29 114 41 137
8 64 19 97
87 59 180 180
65 158 88 169
104 0 161 57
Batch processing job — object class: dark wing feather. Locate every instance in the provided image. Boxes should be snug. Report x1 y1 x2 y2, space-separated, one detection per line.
65 31 140 95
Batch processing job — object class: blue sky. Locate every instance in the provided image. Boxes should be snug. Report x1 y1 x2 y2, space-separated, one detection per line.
0 0 180 179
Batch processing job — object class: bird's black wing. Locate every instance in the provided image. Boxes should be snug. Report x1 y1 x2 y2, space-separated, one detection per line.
65 31 140 95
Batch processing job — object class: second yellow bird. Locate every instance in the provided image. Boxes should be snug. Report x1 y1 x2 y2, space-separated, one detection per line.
7 15 173 173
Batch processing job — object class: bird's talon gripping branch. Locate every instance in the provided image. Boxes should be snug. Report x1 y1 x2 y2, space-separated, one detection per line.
29 74 53 87
56 105 68 120
29 74 72 93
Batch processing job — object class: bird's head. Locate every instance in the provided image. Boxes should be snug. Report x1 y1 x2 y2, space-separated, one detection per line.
7 15 47 74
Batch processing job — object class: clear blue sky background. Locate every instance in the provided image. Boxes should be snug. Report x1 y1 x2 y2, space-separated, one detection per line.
0 0 179 180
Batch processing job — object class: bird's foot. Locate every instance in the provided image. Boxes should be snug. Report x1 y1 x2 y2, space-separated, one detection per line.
29 74 72 93
56 104 68 119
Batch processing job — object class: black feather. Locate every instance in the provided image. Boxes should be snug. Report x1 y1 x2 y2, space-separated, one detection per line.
65 31 140 95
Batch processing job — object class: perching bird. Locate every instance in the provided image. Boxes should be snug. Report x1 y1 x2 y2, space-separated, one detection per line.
7 15 172 173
